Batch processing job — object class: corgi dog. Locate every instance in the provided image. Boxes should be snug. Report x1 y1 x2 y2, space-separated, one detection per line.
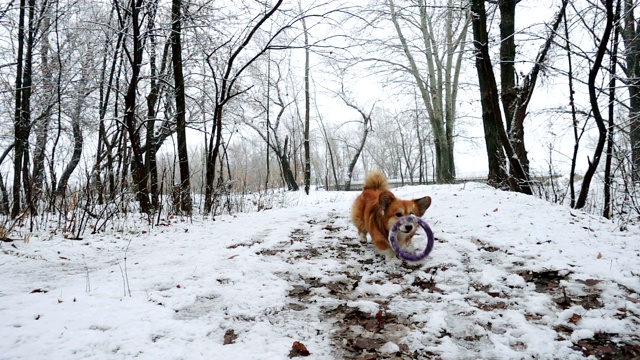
351 171 432 258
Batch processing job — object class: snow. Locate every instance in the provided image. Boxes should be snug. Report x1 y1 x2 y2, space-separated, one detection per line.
1 182 639 359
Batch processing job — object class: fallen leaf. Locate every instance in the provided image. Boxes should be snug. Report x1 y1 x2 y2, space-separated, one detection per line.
289 341 310 357
493 208 499 212
584 279 601 286
358 354 378 360
569 313 582 324
597 252 603 259
223 329 238 345
625 296 640 304
30 289 48 294
354 337 384 351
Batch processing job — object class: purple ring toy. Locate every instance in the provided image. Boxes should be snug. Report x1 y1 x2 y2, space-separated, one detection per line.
388 215 435 261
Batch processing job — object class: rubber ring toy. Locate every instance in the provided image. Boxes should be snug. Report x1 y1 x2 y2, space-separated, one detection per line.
388 215 435 261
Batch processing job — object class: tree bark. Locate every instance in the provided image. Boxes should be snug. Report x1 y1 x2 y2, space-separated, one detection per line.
470 0 508 188
603 1 620 218
471 0 532 194
12 0 36 217
301 3 311 195
575 0 614 209
339 95 371 191
0 144 15 215
31 13 52 197
55 85 85 196
203 0 284 213
122 0 151 213
387 0 463 184
622 0 640 181
171 0 193 214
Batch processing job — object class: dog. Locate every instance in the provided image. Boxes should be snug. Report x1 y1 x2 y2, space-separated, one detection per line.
350 171 432 258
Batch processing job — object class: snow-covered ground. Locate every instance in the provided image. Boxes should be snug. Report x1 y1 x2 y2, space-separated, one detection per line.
1 183 639 359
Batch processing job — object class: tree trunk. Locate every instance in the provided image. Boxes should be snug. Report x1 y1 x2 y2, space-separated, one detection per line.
12 0 36 218
0 144 15 215
499 0 529 175
387 0 462 184
279 136 299 191
94 5 126 205
32 13 52 196
470 0 508 188
145 0 161 209
171 0 193 214
471 0 532 195
564 8 581 208
342 103 371 191
203 0 284 214
55 88 85 196
301 4 311 195
11 0 26 218
123 0 151 214
622 0 640 182
604 2 620 218
575 0 614 209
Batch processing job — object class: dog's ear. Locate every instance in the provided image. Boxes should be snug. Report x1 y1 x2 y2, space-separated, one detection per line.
379 191 395 211
414 196 432 215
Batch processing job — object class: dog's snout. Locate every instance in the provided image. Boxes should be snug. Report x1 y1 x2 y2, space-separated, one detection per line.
403 224 414 232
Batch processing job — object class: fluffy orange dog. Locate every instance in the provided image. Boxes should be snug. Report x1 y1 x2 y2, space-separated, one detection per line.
351 171 432 258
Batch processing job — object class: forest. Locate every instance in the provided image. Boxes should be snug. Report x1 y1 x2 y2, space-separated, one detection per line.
1 0 639 230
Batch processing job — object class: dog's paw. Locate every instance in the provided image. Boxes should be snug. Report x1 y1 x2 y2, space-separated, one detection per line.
358 233 368 243
377 248 397 261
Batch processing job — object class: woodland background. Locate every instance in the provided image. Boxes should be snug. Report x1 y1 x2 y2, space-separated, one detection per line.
1 0 639 232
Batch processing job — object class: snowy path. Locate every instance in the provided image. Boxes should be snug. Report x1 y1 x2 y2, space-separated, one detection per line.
1 183 639 359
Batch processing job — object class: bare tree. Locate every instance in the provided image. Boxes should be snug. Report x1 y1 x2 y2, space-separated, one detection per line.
118 0 151 213
301 2 311 195
574 0 615 210
245 59 299 191
55 63 93 197
622 0 640 181
386 0 468 184
203 0 285 213
12 0 37 217
498 0 568 178
470 0 567 194
171 0 193 214
335 84 373 191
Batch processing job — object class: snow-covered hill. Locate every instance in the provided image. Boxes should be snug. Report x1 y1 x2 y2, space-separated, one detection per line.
1 183 639 359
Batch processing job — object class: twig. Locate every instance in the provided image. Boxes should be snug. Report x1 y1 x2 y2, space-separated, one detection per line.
124 238 132 297
84 261 90 292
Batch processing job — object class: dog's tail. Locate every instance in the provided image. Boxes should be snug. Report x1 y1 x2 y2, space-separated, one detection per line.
363 171 389 191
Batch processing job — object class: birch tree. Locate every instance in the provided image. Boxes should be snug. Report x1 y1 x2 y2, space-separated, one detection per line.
386 0 468 184
301 2 311 195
